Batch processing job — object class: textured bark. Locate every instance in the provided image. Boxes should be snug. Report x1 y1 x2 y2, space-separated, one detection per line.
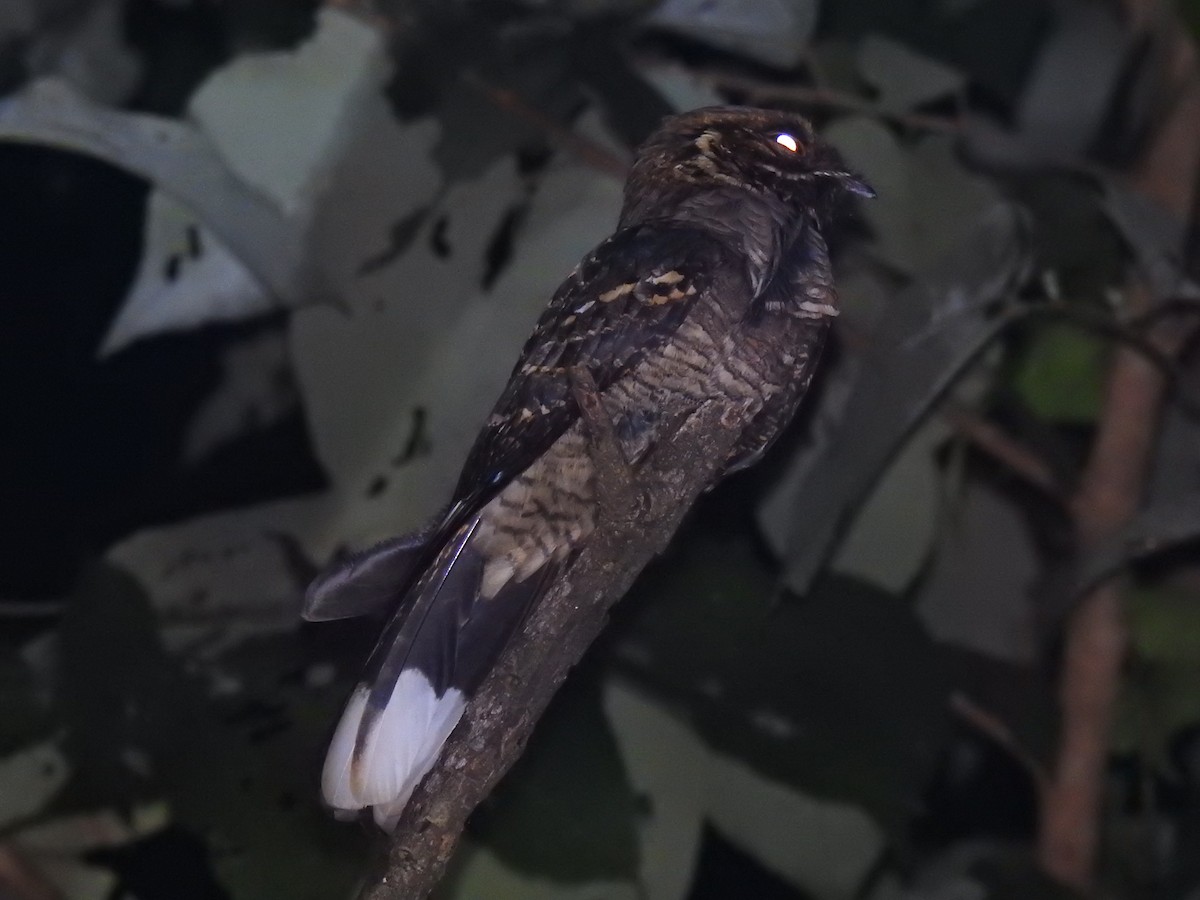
356 397 741 899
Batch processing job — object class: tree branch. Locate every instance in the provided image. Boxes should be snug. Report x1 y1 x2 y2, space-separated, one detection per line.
1036 7 1200 890
356 398 742 899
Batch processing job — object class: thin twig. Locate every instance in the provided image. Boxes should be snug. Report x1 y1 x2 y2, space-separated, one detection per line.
461 72 632 181
951 691 1049 792
696 71 964 134
940 401 1066 502
1036 5 1200 888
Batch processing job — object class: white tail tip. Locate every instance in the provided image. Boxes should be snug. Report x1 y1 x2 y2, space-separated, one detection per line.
321 672 466 830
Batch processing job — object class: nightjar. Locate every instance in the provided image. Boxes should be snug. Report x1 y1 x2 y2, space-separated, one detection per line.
305 106 872 830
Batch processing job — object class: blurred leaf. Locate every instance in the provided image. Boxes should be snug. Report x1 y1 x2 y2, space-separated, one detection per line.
826 118 999 274
293 135 621 537
964 2 1127 167
1010 323 1107 423
972 850 1082 900
471 677 639 882
0 78 314 307
24 0 141 105
0 649 48 757
637 62 725 113
1114 659 1200 770
102 191 272 355
182 327 298 463
54 564 364 900
616 548 952 834
604 680 884 899
645 0 819 69
856 35 964 113
1113 586 1200 769
1183 0 1200 39
0 740 70 830
1072 490 1200 596
831 417 948 595
188 8 387 215
438 839 640 900
1100 181 1200 304
759 204 1031 593
1128 585 1200 666
1011 2 1126 159
916 479 1040 664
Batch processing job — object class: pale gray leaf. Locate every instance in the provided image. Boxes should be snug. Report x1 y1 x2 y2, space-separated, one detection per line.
187 8 389 218
25 0 141 105
0 77 313 305
101 191 272 355
916 479 1040 664
830 418 949 595
1014 1 1127 161
964 0 1128 167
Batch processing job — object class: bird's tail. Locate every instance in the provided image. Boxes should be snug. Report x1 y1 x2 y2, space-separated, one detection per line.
319 512 553 830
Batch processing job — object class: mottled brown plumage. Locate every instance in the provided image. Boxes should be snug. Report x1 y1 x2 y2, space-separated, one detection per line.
305 106 871 830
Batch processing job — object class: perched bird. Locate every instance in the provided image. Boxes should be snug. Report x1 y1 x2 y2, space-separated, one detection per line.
305 106 872 830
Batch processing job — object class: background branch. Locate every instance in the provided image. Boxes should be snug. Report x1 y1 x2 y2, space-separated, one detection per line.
1035 6 1200 889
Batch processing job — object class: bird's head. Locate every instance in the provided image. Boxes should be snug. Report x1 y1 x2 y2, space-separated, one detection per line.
620 106 873 228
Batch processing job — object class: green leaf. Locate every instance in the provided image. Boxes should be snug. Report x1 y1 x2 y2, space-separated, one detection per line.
1127 585 1200 666
1182 0 1200 39
1010 323 1107 423
469 673 640 883
1113 585 1200 770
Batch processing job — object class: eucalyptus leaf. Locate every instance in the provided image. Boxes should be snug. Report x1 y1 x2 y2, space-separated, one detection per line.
182 327 298 463
916 479 1040 664
759 203 1032 594
1072 489 1200 597
645 0 819 69
615 553 951 835
830 417 949 595
856 34 964 113
0 740 70 829
25 0 141 105
101 190 273 355
963 1 1127 168
0 77 314 307
1101 181 1200 304
55 566 365 900
825 118 1000 274
604 679 885 900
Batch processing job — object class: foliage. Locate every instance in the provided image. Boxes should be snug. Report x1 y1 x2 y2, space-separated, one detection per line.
1 1 1199 899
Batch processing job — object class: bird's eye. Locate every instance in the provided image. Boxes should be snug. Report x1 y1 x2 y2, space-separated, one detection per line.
775 133 800 152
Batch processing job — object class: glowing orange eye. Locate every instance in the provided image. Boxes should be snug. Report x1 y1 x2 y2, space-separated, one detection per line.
775 133 799 152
